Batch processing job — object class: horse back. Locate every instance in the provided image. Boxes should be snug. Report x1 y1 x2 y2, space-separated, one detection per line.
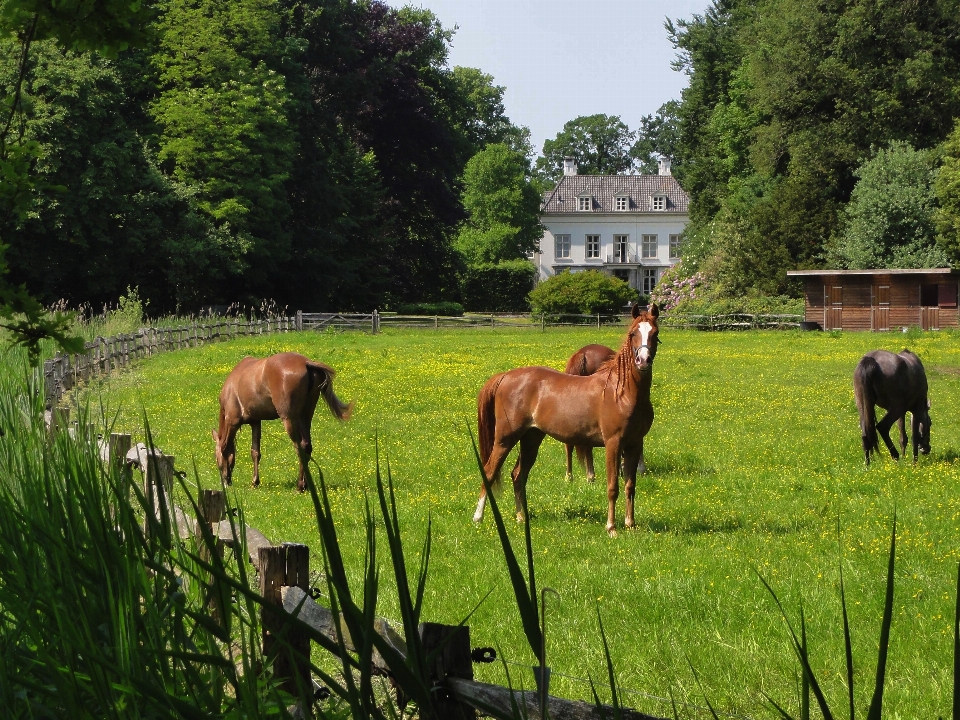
565 344 615 376
859 349 928 411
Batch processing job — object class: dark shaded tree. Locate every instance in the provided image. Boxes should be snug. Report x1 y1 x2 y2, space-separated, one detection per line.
535 114 635 186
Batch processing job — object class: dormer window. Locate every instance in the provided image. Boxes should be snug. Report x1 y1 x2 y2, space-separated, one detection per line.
577 195 592 211
651 195 667 211
614 195 629 211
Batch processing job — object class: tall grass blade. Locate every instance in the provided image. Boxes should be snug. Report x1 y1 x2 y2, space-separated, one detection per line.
954 562 960 720
467 426 543 664
756 570 835 720
596 605 622 720
800 599 809 720
840 562 855 720
866 513 897 720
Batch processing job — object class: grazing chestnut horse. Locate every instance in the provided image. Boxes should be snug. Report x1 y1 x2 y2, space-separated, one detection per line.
212 352 353 491
474 304 659 535
853 349 931 467
563 344 615 482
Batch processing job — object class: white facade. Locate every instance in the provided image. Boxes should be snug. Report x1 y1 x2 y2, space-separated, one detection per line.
534 161 690 294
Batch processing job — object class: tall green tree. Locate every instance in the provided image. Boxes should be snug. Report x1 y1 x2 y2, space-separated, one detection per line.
831 142 947 269
455 143 542 265
630 100 682 174
449 66 532 158
535 114 635 186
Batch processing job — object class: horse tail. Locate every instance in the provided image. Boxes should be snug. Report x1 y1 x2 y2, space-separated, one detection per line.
574 445 590 468
477 373 505 492
853 357 879 459
307 361 354 421
564 351 587 376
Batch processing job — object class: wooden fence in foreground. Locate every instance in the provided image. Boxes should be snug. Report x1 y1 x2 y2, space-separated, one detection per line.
53 417 666 720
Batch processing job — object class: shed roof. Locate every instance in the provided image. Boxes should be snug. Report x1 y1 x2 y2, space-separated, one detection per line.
541 174 689 213
787 268 957 277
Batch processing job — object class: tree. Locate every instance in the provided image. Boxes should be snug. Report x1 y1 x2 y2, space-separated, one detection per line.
831 142 948 269
455 143 542 265
0 0 154 359
630 100 682 174
535 114 635 186
448 66 532 158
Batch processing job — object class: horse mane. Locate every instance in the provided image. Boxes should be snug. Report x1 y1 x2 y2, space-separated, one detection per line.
596 310 657 400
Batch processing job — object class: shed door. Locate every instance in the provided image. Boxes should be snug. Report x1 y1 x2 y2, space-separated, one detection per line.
824 285 843 330
920 283 940 330
871 285 890 331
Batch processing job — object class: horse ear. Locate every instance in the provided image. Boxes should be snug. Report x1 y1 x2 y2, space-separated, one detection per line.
632 303 641 318
650 303 660 318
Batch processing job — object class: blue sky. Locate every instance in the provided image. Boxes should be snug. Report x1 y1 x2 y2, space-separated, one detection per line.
386 0 712 155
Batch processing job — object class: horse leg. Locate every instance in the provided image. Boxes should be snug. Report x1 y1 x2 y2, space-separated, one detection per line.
250 420 262 488
281 417 312 492
513 430 546 523
584 448 597 482
564 443 574 482
604 440 622 536
474 440 517 523
875 411 900 461
621 444 643 529
898 415 908 460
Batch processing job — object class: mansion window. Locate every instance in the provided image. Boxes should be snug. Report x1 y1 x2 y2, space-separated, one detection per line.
641 234 658 259
669 234 682 259
641 268 660 295
614 195 629 211
651 195 667 211
613 234 630 262
555 234 571 259
577 196 592 211
585 234 601 259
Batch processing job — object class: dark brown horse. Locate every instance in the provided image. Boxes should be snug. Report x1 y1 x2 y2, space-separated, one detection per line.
473 304 659 535
853 349 931 467
212 352 353 491
563 344 615 482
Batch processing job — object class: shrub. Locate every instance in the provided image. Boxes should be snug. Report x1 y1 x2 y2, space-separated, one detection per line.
460 260 536 312
396 301 464 316
528 270 636 315
649 266 708 311
669 293 803 316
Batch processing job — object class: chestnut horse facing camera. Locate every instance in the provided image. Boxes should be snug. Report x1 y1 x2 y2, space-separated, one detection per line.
474 304 659 535
212 352 353 492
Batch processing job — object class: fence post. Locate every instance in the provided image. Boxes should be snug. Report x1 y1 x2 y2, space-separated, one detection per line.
419 623 475 720
259 544 311 700
597 312 600 329
296 310 303 332
144 454 175 542
541 313 545 332
108 433 132 474
198 490 227 622
47 406 69 441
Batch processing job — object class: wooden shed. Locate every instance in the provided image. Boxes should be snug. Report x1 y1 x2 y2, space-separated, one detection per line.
786 268 960 331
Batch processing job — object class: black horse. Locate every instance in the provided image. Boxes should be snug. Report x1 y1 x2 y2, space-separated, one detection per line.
853 349 931 466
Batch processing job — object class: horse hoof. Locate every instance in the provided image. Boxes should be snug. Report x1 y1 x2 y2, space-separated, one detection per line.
515 512 526 523
607 527 618 538
586 475 596 483
564 473 573 482
624 519 635 529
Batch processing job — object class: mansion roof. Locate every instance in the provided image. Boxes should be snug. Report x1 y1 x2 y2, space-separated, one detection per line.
541 174 689 214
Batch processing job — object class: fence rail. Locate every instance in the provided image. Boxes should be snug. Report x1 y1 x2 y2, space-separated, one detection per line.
79 427 665 720
43 309 804 410
659 312 802 330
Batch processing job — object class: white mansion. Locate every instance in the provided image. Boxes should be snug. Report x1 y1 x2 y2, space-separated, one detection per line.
533 157 690 295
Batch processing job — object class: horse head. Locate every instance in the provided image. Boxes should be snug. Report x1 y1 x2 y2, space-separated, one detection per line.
211 429 236 485
628 302 660 371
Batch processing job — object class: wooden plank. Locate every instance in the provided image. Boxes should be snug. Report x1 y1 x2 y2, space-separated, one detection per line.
446 677 668 720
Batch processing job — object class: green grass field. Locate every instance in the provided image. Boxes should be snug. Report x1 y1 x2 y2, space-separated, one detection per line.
90 325 960 718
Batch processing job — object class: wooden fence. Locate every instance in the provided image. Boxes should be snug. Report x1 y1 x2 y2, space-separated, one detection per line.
65 421 665 720
42 309 804 411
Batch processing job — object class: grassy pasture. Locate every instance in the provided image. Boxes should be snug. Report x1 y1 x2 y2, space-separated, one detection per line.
91 325 960 718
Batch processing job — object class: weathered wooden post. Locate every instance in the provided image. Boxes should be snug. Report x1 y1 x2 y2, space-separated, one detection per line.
198 490 226 621
259 543 311 699
47 407 69 441
144 453 175 541
419 622 475 720
295 310 303 332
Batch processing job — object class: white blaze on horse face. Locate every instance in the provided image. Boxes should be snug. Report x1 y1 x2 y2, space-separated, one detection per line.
636 321 653 365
